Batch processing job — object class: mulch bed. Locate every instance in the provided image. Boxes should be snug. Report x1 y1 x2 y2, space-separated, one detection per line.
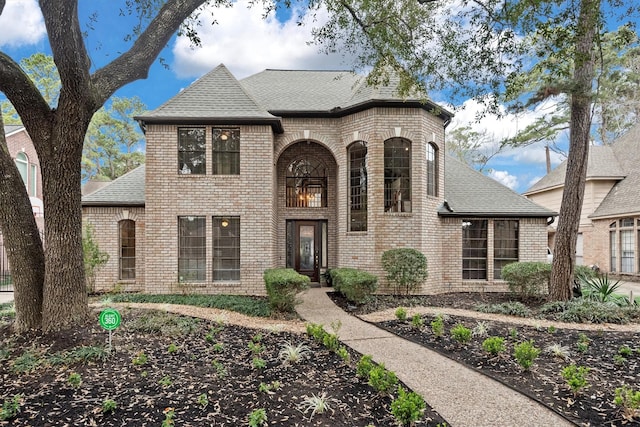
0 307 448 426
330 292 640 426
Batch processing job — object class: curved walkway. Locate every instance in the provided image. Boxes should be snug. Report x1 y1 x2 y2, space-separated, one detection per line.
296 287 573 427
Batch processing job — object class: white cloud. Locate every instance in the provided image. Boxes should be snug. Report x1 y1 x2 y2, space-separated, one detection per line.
172 0 348 79
0 0 45 48
488 170 518 190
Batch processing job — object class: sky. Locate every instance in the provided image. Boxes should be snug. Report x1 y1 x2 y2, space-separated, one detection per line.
0 0 626 193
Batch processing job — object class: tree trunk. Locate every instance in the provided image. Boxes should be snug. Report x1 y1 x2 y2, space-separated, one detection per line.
549 0 599 301
40 105 93 332
0 116 45 332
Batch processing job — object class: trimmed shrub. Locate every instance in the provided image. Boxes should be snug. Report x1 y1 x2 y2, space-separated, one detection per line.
263 268 310 313
501 262 551 300
330 268 378 304
391 386 426 426
381 248 428 295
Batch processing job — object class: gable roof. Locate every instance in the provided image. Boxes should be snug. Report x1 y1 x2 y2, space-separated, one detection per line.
523 145 625 195
137 65 453 130
590 123 640 219
440 156 556 217
82 166 145 207
137 64 283 131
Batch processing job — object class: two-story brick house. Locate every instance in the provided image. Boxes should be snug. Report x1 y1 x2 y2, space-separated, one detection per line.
82 64 554 295
5 125 43 222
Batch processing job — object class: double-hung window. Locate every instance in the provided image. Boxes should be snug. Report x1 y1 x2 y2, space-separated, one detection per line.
178 216 206 282
462 219 487 279
384 138 411 212
348 141 367 231
493 220 518 279
178 128 206 174
213 217 240 281
119 220 136 280
212 128 240 175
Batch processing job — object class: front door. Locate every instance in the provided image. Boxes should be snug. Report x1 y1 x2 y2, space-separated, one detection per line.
287 220 326 283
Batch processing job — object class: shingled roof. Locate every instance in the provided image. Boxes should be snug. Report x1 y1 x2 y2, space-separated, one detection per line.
137 65 452 129
523 145 625 194
590 124 640 219
440 156 556 218
522 123 640 219
82 166 145 207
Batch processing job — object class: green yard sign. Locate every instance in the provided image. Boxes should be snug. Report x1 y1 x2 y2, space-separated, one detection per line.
99 308 121 331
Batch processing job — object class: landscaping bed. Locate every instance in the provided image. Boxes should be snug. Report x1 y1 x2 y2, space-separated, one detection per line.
330 292 640 426
0 304 447 426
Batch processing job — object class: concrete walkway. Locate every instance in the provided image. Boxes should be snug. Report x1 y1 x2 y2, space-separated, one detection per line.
296 287 573 427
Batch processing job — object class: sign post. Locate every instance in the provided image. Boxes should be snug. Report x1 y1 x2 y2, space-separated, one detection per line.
99 308 121 350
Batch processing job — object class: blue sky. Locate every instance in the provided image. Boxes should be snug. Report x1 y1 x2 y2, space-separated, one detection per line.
0 0 634 193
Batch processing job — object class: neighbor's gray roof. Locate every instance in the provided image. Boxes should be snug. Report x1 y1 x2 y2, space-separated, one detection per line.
440 156 556 217
590 123 640 218
3 125 25 136
524 145 625 194
137 65 452 128
81 165 145 206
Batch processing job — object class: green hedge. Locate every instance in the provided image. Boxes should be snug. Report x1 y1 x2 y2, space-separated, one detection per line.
263 268 310 313
381 248 428 295
501 262 551 299
330 268 378 304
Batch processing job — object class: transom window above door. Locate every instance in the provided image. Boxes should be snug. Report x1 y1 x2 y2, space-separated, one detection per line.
286 157 328 208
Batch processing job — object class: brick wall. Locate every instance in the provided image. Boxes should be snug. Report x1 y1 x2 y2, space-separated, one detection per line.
82 207 145 293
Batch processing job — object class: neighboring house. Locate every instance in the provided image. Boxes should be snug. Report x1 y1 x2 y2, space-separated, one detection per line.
82 64 554 295
4 125 43 226
524 124 640 278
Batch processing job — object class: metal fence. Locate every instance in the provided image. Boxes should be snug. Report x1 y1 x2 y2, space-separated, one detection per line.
0 231 45 292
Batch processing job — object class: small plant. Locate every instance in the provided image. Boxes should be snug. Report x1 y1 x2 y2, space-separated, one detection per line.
102 398 117 414
482 336 506 356
368 364 398 394
212 342 224 353
131 350 148 366
0 394 22 421
619 345 634 357
306 323 326 341
67 372 82 389
259 381 281 394
450 324 472 345
11 350 43 374
472 321 490 338
561 365 590 396
614 354 627 366
544 343 571 360
167 343 179 354
395 307 408 321
248 341 265 355
430 315 444 338
614 385 640 420
278 342 311 365
248 408 268 427
336 346 351 364
211 359 228 378
196 393 209 409
547 325 557 334
298 392 336 419
391 386 425 426
356 354 375 379
411 314 424 329
581 273 622 303
509 328 518 339
576 333 590 353
162 407 175 427
252 357 266 370
513 340 540 370
159 375 173 387
322 332 340 352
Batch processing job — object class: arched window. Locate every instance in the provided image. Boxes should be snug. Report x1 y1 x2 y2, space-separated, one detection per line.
286 157 327 208
384 138 411 212
348 141 367 231
15 152 28 189
426 142 438 197
119 220 136 280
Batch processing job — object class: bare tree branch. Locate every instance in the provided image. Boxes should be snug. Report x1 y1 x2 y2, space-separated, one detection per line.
91 0 212 104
